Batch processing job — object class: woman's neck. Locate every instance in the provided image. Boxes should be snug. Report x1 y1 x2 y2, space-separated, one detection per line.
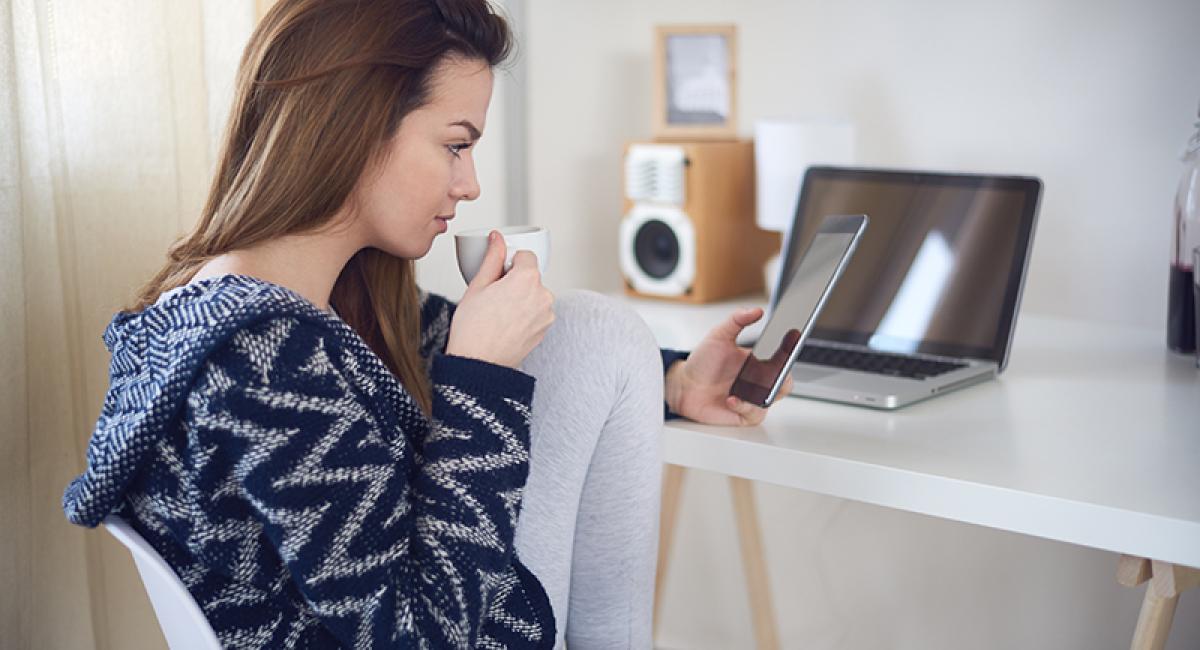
191 225 362 311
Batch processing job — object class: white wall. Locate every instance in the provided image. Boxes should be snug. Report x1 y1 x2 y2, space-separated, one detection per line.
528 0 1200 330
522 0 1200 648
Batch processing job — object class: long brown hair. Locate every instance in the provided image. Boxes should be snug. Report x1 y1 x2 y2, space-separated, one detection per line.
130 0 512 414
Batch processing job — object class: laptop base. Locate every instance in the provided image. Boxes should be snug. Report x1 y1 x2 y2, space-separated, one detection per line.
787 362 998 410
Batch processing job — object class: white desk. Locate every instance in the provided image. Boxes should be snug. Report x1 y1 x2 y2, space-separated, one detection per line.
616 292 1200 649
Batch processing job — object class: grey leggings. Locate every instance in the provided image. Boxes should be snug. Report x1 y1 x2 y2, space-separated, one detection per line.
515 290 665 649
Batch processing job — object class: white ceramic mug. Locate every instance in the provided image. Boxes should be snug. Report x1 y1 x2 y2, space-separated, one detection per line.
455 225 550 284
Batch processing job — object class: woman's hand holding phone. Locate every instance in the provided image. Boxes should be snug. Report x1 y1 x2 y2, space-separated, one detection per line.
665 307 794 427
446 231 555 369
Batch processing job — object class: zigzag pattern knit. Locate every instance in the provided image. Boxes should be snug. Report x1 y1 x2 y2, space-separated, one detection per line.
63 275 555 648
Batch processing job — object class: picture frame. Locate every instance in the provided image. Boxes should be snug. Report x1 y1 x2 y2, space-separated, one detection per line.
653 24 738 141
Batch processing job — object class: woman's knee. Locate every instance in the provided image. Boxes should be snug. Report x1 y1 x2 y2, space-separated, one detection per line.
530 290 661 384
551 290 658 360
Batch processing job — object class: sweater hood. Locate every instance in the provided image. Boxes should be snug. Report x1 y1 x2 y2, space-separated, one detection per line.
62 275 347 527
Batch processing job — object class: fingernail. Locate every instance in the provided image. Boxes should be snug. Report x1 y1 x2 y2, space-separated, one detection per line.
489 231 498 242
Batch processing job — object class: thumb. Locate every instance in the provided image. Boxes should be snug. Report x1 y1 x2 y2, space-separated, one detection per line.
468 231 507 291
710 307 764 342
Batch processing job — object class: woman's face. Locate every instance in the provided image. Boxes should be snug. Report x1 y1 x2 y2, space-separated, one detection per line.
351 57 494 259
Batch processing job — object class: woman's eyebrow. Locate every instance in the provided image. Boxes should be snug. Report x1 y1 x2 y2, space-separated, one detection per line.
449 120 481 140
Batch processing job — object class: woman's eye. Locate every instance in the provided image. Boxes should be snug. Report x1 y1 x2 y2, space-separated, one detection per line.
448 143 472 158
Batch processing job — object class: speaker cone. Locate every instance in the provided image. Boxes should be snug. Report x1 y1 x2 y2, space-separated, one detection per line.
633 219 680 279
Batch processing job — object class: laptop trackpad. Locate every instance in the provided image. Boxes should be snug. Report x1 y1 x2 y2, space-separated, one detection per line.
791 365 839 383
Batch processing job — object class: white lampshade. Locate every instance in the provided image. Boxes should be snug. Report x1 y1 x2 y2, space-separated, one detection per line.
754 119 855 233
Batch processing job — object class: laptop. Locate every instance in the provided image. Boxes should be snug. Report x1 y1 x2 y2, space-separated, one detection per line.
771 166 1042 409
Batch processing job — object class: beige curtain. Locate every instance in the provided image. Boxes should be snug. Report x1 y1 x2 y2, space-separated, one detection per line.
1 1 257 647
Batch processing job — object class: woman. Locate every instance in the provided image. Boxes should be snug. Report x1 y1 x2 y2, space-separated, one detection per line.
62 0 788 647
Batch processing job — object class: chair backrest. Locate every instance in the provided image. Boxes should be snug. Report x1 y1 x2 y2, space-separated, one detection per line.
103 516 221 650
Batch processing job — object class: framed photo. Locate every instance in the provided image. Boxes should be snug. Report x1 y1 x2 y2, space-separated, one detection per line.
653 24 738 140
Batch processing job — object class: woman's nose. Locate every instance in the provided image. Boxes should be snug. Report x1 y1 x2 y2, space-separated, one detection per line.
453 160 481 202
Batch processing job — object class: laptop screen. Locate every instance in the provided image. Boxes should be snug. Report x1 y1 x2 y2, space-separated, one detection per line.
777 167 1041 365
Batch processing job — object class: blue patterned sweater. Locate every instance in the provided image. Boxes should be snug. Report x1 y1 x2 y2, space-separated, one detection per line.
63 275 688 648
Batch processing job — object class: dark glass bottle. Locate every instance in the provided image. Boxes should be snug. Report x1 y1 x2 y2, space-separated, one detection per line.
1168 104 1200 353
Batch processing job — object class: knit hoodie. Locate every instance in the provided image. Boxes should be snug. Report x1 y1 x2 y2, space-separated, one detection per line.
63 274 555 649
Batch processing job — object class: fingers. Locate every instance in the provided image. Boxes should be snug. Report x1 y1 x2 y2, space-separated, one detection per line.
709 306 765 343
725 395 767 426
779 372 796 396
468 231 508 290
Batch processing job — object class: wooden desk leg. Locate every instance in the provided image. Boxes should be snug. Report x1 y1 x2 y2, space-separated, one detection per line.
729 476 780 650
1120 555 1200 650
654 463 687 640
1118 555 1151 588
1130 580 1178 650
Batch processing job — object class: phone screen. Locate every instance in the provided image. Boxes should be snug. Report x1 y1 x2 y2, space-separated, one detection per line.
730 216 865 407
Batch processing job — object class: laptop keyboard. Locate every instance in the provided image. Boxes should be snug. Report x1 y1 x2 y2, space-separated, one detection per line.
796 343 967 380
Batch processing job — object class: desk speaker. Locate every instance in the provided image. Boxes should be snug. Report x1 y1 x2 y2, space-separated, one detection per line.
620 140 780 303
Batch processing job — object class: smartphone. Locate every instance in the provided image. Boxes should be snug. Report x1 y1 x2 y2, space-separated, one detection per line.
729 214 868 407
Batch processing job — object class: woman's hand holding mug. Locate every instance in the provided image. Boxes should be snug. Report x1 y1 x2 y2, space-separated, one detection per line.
446 230 555 369
455 225 549 283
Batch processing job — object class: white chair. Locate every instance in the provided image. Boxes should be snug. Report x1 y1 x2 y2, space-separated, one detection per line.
103 516 221 650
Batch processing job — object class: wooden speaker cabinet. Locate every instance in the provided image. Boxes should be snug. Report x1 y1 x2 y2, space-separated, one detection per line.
620 139 780 303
